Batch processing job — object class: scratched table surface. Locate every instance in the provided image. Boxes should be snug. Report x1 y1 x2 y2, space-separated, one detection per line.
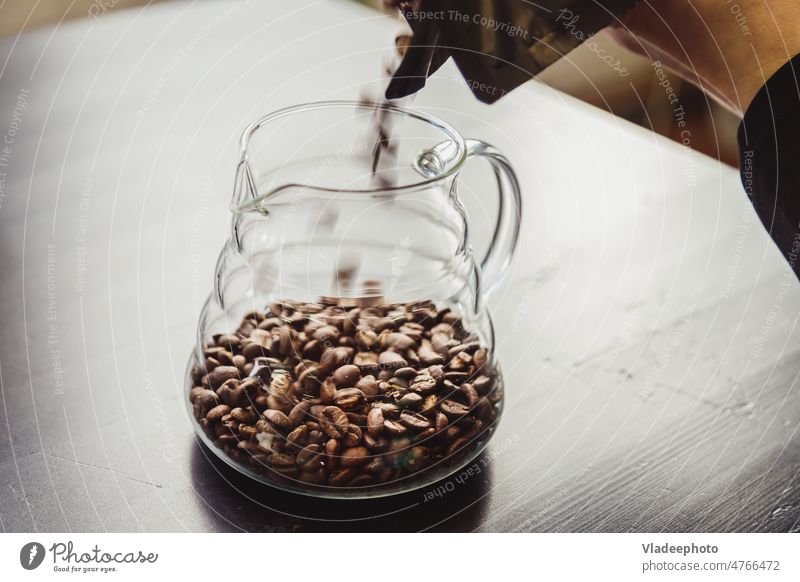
1 0 799 533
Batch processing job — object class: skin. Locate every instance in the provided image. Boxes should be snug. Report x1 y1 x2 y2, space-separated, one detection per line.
607 0 800 116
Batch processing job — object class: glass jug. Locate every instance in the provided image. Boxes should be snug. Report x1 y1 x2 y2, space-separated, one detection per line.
186 101 521 498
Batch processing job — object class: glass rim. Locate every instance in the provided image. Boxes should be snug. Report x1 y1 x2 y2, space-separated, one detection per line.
238 100 468 195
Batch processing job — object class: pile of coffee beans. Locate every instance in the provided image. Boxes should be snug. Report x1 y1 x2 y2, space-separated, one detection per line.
189 298 501 489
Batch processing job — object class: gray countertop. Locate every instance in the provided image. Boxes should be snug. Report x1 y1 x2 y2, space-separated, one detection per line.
0 0 798 532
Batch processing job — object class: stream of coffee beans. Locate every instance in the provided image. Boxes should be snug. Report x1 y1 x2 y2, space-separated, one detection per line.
190 298 501 488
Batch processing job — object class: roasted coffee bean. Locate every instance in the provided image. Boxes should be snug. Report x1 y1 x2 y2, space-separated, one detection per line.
298 366 323 393
397 392 423 409
288 401 312 426
459 383 479 407
319 406 349 438
417 346 445 365
381 332 416 351
383 419 407 436
435 412 449 432
472 375 493 395
268 453 296 468
348 473 374 487
313 325 340 343
354 351 379 369
342 424 363 447
363 433 388 451
319 347 353 374
447 437 470 457
440 399 469 418
388 376 409 389
206 404 231 423
286 424 309 447
340 446 369 468
367 407 384 436
216 379 246 408
355 329 379 350
394 367 417 380
205 366 240 389
231 407 257 425
379 351 407 369
334 387 366 410
328 467 358 486
355 375 379 397
296 444 323 470
400 410 431 431
373 402 400 417
319 378 336 404
264 409 292 433
420 394 439 415
332 364 361 387
473 348 488 370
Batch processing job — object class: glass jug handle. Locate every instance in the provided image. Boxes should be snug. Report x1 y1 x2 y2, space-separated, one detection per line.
463 139 522 297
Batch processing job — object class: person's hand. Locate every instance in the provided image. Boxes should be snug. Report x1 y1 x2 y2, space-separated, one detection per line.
607 1 800 115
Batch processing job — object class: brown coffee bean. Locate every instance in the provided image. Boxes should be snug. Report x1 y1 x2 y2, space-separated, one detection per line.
459 383 479 407
435 412 449 432
379 351 407 368
400 410 431 431
286 424 309 447
319 406 349 438
447 437 470 456
363 433 389 452
239 424 258 440
420 394 439 415
264 409 292 433
472 375 494 395
205 366 240 389
302 339 324 360
334 387 366 410
365 457 386 474
216 379 246 407
473 348 488 370
397 392 423 409
340 446 369 468
355 329 379 350
440 399 469 418
373 402 400 417
192 387 218 409
354 350 378 364
367 407 384 436
319 347 353 374
381 332 416 351
297 366 322 393
313 325 340 342
355 375 379 397
348 473 374 487
268 453 296 468
328 467 358 486
383 419 407 436
394 367 417 380
443 371 470 384
296 444 323 470
288 401 311 427
319 378 336 404
206 404 231 423
332 364 361 387
342 424 363 447
417 346 445 365
231 407 257 425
